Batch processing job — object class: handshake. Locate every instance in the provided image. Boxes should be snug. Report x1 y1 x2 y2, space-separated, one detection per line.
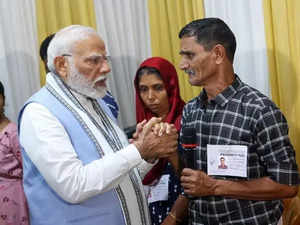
131 117 178 161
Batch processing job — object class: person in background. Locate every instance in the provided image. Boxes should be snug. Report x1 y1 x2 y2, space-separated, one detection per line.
178 17 299 225
19 25 178 225
102 89 119 120
40 33 119 120
134 57 188 225
0 81 29 225
40 33 56 73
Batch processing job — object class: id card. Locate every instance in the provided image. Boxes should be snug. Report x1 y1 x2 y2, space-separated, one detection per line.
207 145 247 177
148 174 169 203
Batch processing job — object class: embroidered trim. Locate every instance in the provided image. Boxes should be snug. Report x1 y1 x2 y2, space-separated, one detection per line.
46 84 105 157
129 171 149 225
46 75 135 225
115 186 131 225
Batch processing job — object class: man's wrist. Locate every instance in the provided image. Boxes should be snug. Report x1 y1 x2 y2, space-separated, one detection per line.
133 139 141 149
214 179 226 196
133 140 153 161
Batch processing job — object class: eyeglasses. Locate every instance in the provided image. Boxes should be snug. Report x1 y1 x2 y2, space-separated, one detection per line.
61 54 111 66
62 54 72 57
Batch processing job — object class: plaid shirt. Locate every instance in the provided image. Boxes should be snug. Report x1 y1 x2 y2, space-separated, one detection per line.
180 75 299 225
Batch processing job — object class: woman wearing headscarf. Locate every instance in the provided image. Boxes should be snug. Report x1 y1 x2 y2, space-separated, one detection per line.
0 81 29 225
134 57 188 225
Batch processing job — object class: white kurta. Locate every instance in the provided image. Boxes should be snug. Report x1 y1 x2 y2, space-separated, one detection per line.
19 73 153 225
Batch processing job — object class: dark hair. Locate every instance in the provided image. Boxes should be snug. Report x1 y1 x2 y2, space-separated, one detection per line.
39 33 55 61
136 67 163 85
0 81 4 97
179 18 236 63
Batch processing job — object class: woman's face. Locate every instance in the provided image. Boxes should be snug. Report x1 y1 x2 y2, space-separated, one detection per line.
138 73 170 118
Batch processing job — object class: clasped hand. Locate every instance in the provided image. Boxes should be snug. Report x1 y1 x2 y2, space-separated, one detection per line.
131 117 178 161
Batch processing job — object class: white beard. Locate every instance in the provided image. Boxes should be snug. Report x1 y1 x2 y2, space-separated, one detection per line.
65 61 107 99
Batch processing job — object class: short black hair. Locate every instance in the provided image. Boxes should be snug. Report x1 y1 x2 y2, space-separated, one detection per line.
179 18 236 63
39 33 55 61
0 81 4 97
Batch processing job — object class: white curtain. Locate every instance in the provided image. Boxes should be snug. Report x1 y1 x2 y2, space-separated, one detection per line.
0 0 40 123
93 0 152 129
204 0 270 97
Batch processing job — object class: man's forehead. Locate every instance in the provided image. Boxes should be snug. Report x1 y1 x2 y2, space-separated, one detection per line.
76 34 104 45
179 37 206 54
180 36 195 48
73 35 106 55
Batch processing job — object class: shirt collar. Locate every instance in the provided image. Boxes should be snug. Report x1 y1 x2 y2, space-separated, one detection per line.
198 74 242 107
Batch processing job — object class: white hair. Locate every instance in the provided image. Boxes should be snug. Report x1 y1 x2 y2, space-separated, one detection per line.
47 25 98 73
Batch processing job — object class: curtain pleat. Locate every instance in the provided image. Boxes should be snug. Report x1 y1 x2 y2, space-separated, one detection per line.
0 0 40 122
36 0 97 85
93 0 152 128
204 0 270 97
263 0 300 166
147 0 204 102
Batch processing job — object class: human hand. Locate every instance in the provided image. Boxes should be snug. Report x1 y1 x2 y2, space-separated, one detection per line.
133 117 178 160
152 122 177 136
181 168 217 197
129 120 147 143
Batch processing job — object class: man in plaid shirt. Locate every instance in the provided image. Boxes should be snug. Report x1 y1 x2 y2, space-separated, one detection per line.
178 18 299 225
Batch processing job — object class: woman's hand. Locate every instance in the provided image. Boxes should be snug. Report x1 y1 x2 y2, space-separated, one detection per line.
129 119 147 143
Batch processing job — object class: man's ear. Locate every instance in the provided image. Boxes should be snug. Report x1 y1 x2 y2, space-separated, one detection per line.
212 44 226 65
54 56 69 79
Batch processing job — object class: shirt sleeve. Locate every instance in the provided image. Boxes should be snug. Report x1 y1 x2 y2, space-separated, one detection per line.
255 105 299 185
137 159 158 179
19 103 143 203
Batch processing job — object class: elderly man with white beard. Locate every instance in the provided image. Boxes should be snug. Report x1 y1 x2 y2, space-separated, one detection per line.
18 25 178 225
